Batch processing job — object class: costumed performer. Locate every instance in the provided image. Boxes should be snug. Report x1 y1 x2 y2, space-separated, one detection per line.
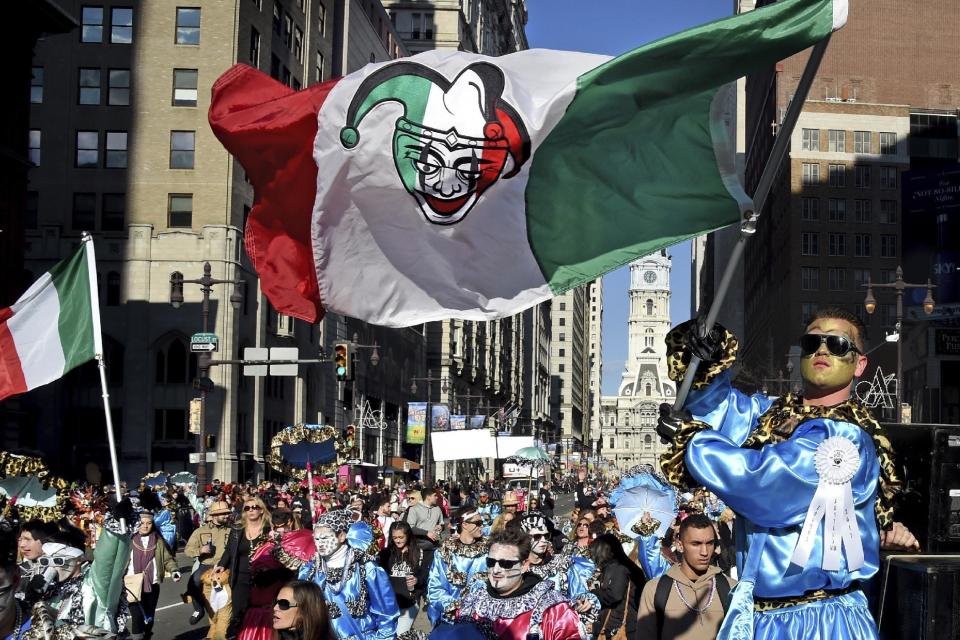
658 308 919 640
425 507 489 627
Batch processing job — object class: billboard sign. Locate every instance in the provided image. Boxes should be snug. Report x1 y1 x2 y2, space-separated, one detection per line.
406 402 427 444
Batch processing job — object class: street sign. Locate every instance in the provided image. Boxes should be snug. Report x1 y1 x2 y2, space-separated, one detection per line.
188 398 202 434
269 347 299 376
190 333 219 352
189 452 218 463
243 347 269 376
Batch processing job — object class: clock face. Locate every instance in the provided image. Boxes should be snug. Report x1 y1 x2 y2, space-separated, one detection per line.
644 271 656 284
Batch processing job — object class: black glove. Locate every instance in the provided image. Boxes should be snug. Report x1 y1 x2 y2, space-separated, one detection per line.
685 315 726 364
110 495 135 524
657 403 691 443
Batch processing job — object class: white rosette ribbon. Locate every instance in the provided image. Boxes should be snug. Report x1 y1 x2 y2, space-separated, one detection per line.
790 436 865 571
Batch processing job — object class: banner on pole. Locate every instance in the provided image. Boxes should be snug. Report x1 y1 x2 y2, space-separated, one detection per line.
470 415 485 430
431 404 450 432
450 415 466 430
406 402 427 444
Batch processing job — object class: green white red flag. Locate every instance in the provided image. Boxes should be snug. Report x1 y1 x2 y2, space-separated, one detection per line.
210 0 847 328
0 243 97 401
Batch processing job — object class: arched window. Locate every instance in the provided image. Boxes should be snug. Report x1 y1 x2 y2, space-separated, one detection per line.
156 338 195 383
106 272 121 306
625 438 630 449
644 434 652 449
624 414 630 426
646 299 654 315
645 328 655 347
646 384 652 396
609 437 614 449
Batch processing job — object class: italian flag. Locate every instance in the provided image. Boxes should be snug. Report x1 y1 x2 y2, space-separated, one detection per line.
0 241 98 402
210 0 847 328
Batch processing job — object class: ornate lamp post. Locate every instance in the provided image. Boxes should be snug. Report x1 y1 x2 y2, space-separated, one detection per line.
863 265 936 422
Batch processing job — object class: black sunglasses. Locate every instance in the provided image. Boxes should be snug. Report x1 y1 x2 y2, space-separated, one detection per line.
464 519 483 527
273 598 298 611
530 533 549 541
486 557 522 570
799 334 861 357
243 505 262 511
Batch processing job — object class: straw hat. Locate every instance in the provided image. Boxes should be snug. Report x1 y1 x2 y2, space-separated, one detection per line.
502 491 519 507
207 501 232 516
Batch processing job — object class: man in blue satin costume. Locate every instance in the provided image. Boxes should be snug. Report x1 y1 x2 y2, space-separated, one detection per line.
297 509 399 639
426 507 489 627
658 308 918 640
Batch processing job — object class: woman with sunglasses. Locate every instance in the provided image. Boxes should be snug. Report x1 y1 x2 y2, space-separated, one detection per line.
272 580 329 640
425 507 489 627
659 309 918 640
377 521 432 634
212 496 271 638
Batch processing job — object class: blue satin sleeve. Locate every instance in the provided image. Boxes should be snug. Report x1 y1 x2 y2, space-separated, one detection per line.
636 533 671 580
685 370 774 446
365 561 400 639
689 418 882 597
426 551 455 625
567 556 600 610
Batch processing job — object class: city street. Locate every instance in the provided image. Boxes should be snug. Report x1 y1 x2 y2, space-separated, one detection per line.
156 490 577 639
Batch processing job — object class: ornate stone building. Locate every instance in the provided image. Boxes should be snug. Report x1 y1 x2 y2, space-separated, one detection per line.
600 251 676 471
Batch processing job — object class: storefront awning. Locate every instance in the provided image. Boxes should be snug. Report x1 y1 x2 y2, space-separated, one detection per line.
387 457 421 472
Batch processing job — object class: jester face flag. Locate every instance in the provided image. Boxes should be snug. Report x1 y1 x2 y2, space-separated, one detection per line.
210 0 847 328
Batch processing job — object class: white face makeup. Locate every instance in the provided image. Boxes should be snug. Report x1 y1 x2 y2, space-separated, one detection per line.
529 532 551 555
313 528 340 558
487 543 525 594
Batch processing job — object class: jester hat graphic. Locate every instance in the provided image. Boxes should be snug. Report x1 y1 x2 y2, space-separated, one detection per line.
340 62 531 225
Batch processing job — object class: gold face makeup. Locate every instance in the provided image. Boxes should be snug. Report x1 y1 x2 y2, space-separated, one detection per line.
799 318 862 391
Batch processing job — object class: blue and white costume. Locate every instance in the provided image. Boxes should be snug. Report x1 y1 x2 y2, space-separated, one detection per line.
426 535 489 625
299 512 399 639
661 321 901 640
610 466 678 581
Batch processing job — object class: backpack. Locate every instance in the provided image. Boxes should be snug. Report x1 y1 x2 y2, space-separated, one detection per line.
654 573 732 640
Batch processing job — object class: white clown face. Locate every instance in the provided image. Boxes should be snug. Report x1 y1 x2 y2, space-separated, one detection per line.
487 543 525 594
313 527 340 558
529 530 551 556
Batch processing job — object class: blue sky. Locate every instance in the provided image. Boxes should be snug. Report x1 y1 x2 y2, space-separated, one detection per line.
526 0 734 396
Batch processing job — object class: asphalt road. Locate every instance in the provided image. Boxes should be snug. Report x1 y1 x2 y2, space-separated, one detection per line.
151 490 576 638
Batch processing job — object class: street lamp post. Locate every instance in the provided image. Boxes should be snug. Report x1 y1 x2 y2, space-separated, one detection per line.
170 262 244 490
410 370 448 485
863 265 936 422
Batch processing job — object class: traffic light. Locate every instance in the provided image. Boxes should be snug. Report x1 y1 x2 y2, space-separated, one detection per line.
333 341 353 381
343 425 356 449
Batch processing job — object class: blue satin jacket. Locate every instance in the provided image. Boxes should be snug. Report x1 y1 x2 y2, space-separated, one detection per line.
684 370 881 598
426 539 489 625
298 552 399 639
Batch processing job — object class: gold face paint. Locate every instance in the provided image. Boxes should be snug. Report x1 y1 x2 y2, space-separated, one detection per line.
800 318 862 392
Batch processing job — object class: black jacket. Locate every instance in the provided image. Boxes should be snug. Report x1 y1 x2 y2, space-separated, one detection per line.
592 562 642 638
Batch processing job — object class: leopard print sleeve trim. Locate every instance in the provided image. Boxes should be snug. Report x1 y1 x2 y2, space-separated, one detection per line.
666 320 739 390
659 419 711 489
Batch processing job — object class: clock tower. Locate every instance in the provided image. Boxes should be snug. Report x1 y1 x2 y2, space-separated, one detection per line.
619 250 674 399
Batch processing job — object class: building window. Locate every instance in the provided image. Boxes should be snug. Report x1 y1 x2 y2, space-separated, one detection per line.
853 268 871 292
828 267 846 290
854 130 872 154
854 199 872 223
645 384 652 396
558 364 564 372
315 50 324 81
318 2 326 35
800 267 819 290
854 233 871 257
879 200 897 224
170 131 195 169
28 130 41 166
801 128 820 151
30 67 43 103
81 6 104 43
411 12 421 38
609 437 614 450
172 69 198 106
107 69 130 105
249 27 260 65
879 166 897 189
828 129 845 152
154 409 188 441
102 193 125 231
273 1 282 33
828 198 846 222
424 13 434 39
105 131 128 168
802 162 820 185
168 194 193 227
111 7 133 43
175 7 201 45
644 434 652 449
828 164 846 187
558 348 565 357
294 25 303 62
106 272 121 306
880 235 897 258
79 68 101 105
25 192 39 229
646 299 654 315
880 132 897 155
72 193 97 230
801 197 819 220
880 268 896 283
801 302 817 324
558 333 565 342
559 317 565 327
801 232 819 256
828 233 845 256
283 13 293 48
854 165 871 189
76 131 99 167
559 302 566 310
270 54 281 80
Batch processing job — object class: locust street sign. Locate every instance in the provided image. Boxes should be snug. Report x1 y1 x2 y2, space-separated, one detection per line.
190 333 219 352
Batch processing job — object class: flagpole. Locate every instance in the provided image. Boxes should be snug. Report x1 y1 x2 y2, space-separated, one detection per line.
672 35 832 410
81 233 125 530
